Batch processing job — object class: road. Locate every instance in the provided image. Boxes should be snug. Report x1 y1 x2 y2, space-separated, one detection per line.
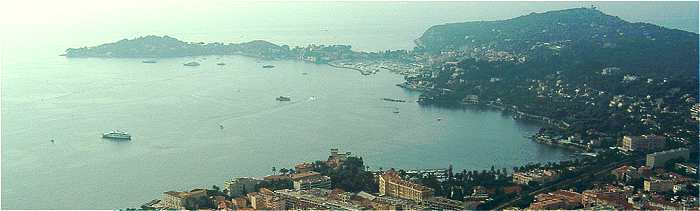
493 155 642 210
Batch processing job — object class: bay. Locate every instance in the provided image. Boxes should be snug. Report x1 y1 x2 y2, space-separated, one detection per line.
1 1 696 209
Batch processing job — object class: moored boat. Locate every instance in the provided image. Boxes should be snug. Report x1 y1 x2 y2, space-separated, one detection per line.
382 98 406 103
102 130 131 140
184 61 200 66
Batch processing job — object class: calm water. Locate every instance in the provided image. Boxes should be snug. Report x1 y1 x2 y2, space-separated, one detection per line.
2 2 697 209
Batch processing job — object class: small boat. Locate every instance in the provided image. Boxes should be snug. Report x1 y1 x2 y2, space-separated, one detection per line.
216 62 226 66
393 110 400 114
262 65 275 68
302 72 308 75
436 118 442 121
184 61 200 66
219 124 224 130
50 139 55 143
102 130 131 140
382 98 406 103
142 60 157 63
276 96 291 101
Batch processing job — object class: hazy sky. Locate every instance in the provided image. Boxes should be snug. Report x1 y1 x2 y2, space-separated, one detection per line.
2 1 697 31
0 1 697 51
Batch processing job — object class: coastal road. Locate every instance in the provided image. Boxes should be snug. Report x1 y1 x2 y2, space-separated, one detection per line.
493 155 642 210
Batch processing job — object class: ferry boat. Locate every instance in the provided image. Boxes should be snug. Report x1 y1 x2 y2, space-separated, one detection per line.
276 96 291 101
183 61 200 66
102 130 131 140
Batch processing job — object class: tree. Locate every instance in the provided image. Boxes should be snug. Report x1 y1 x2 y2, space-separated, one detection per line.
256 180 293 191
663 157 685 171
527 181 541 189
279 168 289 175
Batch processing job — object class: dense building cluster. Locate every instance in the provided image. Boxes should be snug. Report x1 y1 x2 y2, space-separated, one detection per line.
142 132 698 210
128 7 698 211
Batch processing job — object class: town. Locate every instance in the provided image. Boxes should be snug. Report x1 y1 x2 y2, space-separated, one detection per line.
140 136 698 210
61 8 699 210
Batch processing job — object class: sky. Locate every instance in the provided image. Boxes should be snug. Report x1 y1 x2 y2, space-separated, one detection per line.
1 1 698 31
0 1 697 51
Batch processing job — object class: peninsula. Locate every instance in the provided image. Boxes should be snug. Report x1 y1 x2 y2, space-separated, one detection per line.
62 36 423 76
62 7 700 210
63 7 698 154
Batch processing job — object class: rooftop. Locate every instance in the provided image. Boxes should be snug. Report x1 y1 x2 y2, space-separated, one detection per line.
381 171 433 192
290 171 322 181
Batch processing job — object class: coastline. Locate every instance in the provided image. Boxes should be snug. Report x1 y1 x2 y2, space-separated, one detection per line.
481 102 588 151
404 93 587 152
326 61 376 75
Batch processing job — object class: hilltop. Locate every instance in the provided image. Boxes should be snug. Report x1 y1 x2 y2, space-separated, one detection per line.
406 7 699 143
415 7 698 78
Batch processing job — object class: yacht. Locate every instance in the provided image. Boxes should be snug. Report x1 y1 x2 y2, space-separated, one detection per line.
102 131 131 140
184 61 200 66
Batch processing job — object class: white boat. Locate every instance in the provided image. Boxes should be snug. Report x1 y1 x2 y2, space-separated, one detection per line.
184 61 200 66
102 130 131 140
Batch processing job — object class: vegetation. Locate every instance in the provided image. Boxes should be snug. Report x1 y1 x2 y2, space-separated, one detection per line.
409 7 698 145
312 157 378 193
64 35 290 59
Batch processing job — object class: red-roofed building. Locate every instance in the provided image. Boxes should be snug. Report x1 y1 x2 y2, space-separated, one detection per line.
611 165 639 182
582 191 634 210
233 197 248 208
529 190 582 209
295 162 314 173
503 186 523 195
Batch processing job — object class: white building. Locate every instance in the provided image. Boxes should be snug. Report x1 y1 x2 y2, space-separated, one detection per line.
225 177 262 198
646 148 689 168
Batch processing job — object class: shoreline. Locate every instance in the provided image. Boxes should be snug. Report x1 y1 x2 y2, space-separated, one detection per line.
326 61 376 75
404 95 586 152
